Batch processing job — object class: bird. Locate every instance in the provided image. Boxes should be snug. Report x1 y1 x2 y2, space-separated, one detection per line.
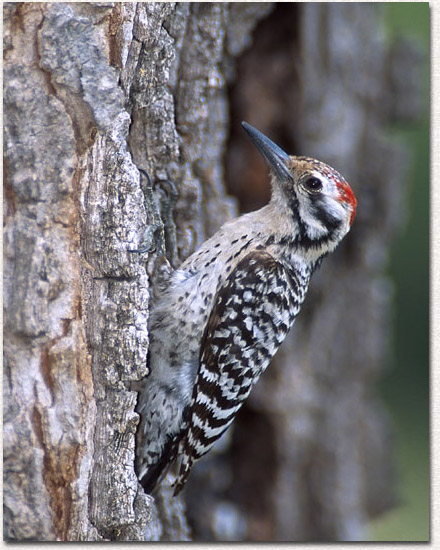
135 121 357 496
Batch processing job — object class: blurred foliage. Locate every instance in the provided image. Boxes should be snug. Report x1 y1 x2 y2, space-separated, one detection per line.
370 2 429 541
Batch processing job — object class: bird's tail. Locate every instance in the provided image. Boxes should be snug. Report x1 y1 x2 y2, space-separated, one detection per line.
137 435 179 495
172 452 194 496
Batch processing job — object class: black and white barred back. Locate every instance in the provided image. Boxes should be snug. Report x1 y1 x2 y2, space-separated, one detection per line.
174 250 312 493
135 122 357 495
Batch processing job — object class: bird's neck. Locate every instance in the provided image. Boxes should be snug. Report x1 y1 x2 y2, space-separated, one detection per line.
259 200 332 270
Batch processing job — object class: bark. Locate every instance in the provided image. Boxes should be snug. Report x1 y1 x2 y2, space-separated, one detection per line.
3 1 270 541
3 1 422 543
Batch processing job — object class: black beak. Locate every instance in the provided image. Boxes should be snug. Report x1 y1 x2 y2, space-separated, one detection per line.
242 122 292 181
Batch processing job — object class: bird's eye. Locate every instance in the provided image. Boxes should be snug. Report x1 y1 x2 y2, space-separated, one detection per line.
302 176 323 193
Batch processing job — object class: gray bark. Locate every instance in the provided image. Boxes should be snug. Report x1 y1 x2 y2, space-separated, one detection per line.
3 1 422 542
3 1 270 541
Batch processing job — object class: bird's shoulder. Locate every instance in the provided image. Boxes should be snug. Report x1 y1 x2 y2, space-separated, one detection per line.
212 247 299 304
200 249 300 360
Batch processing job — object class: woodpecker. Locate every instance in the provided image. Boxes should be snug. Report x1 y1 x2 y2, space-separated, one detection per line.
135 122 357 496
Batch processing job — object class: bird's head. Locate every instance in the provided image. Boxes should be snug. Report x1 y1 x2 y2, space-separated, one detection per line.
242 122 357 251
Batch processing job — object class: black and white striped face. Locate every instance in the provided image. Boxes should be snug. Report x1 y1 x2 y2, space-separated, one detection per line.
242 122 357 247
288 157 357 245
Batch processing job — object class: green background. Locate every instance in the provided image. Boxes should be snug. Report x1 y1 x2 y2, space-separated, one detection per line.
369 2 429 541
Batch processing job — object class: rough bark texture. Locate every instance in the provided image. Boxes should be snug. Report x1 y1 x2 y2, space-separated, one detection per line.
3 1 270 541
3 1 422 542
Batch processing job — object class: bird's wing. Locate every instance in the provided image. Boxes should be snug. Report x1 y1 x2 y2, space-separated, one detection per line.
173 249 303 494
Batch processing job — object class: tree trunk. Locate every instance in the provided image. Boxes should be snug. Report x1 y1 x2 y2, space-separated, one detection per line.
3 1 270 541
3 2 421 542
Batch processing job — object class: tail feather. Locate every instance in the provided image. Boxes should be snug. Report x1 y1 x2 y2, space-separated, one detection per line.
138 435 178 494
172 454 194 496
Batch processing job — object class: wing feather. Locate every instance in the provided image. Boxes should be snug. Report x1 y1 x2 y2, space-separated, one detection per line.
173 250 305 494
